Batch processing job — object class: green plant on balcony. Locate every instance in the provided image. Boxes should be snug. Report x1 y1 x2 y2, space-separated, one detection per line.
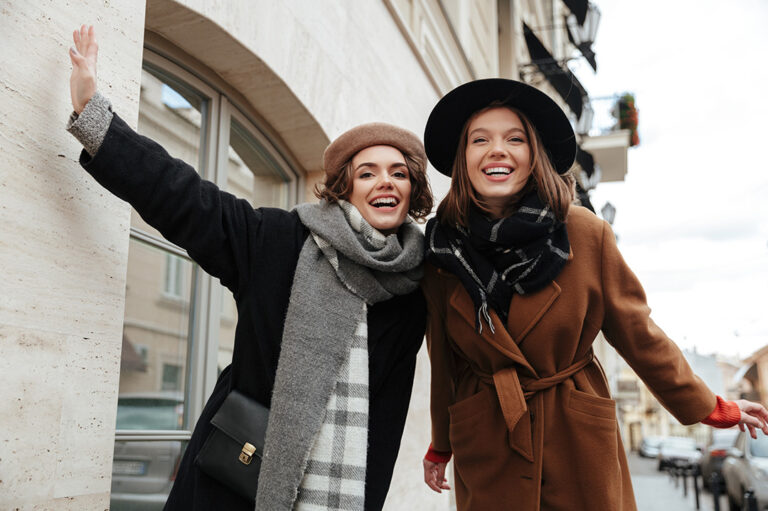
615 93 639 147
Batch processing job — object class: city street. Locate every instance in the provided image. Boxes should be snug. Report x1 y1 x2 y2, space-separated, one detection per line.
630 453 729 511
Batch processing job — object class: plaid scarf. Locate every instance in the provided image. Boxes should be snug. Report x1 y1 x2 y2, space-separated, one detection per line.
255 200 423 511
425 192 569 333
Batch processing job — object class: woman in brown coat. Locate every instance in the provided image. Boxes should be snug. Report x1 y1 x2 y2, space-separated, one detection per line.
419 79 768 510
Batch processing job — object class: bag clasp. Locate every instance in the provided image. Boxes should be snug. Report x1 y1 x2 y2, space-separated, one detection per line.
239 442 256 465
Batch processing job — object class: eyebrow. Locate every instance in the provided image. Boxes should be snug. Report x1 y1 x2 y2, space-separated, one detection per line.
468 127 526 137
354 161 408 170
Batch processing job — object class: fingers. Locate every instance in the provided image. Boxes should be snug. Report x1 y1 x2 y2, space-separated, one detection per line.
73 25 95 55
423 459 451 493
735 400 768 436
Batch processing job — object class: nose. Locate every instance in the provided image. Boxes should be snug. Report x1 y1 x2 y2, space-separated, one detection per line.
376 173 394 188
489 137 509 157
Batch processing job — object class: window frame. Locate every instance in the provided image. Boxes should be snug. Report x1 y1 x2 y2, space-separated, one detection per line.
114 47 301 447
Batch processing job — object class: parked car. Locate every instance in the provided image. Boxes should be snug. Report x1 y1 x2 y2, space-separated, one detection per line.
639 436 663 458
722 431 768 510
110 392 185 511
700 428 739 491
657 436 702 471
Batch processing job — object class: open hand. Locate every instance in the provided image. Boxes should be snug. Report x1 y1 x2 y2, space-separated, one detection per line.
69 25 98 114
423 459 451 493
735 399 768 439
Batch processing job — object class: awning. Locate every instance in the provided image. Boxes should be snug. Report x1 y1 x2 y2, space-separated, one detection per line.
576 147 595 178
733 362 758 386
523 22 587 119
575 182 594 213
563 0 588 25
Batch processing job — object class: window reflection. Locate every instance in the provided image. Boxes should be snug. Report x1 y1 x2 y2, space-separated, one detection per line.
118 238 193 404
217 116 292 370
111 64 206 510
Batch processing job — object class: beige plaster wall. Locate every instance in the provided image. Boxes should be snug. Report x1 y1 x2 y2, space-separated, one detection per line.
0 1 145 509
166 0 439 153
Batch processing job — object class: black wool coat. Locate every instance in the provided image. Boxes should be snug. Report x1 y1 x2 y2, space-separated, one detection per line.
79 114 427 511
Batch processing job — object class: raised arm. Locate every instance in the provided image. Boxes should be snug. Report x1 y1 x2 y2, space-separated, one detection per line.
65 26 262 293
599 220 768 436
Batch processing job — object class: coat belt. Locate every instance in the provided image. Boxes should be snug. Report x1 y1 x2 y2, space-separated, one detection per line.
477 352 594 461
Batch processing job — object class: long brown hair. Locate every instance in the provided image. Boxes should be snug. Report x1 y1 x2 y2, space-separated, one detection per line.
315 149 433 222
436 104 574 227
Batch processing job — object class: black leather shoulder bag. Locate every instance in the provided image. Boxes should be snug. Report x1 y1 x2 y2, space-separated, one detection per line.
194 390 269 501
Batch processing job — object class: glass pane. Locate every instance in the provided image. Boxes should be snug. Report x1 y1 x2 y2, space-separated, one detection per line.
110 440 186 510
117 237 193 425
131 67 207 239
217 117 292 370
226 118 289 209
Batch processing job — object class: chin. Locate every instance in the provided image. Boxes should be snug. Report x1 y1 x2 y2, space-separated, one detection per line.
370 216 405 234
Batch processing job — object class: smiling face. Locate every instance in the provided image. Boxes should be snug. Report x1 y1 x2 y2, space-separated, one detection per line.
347 145 412 234
465 107 532 218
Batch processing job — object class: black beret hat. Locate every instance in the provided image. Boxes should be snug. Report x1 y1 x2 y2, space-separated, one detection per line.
424 79 577 176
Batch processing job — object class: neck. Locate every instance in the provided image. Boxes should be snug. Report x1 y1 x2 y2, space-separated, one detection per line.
483 192 528 219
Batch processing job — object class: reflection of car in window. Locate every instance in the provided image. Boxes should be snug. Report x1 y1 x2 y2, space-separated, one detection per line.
110 392 184 511
116 394 184 430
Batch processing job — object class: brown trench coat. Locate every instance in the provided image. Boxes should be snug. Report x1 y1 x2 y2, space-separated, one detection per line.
422 206 717 511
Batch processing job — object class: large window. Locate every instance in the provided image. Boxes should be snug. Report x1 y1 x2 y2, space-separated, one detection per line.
110 49 298 510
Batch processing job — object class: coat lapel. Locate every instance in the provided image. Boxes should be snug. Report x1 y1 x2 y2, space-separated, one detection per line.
448 284 536 376
506 280 562 343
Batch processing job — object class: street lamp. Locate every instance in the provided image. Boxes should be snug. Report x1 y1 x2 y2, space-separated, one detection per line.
566 3 601 71
601 201 616 225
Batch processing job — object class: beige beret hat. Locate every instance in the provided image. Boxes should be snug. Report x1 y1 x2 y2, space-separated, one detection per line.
322 122 427 180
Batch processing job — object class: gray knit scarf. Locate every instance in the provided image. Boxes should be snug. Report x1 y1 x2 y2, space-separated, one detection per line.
254 200 423 511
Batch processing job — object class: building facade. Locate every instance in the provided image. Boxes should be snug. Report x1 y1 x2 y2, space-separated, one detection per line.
0 1 626 509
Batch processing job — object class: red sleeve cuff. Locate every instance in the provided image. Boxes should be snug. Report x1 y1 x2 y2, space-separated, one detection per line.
425 443 452 464
701 396 741 428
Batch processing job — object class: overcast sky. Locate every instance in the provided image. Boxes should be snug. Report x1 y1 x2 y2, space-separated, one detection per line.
572 0 768 359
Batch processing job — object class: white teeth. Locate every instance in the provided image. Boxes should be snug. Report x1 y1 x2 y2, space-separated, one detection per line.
371 197 398 207
484 167 512 175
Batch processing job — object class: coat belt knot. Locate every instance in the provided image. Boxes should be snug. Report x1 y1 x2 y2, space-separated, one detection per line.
478 351 594 461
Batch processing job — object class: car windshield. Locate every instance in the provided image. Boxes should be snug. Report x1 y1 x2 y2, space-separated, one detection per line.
115 397 183 430
663 437 696 449
750 435 768 458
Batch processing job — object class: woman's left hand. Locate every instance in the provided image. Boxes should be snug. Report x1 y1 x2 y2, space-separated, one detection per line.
735 399 768 438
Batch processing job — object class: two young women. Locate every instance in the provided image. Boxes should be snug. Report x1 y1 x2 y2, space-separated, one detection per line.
420 79 768 510
69 25 767 511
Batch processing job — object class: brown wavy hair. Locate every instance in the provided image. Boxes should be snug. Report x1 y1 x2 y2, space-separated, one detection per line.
436 104 575 227
315 150 433 222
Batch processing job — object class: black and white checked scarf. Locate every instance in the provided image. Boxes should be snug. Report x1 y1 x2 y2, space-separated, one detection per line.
255 200 423 511
425 192 569 333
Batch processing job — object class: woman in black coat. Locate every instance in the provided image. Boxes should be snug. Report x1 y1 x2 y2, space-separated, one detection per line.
67 25 433 511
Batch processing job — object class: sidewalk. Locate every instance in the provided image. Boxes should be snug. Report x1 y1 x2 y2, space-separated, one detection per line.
633 473 727 511
629 453 728 511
